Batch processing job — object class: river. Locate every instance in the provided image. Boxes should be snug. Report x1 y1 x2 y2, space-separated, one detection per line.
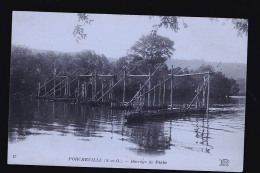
7 97 245 172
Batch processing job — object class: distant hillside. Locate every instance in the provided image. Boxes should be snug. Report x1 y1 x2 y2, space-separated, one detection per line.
166 59 247 80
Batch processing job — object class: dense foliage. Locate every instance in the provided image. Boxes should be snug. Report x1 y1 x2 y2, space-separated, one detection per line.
10 35 240 100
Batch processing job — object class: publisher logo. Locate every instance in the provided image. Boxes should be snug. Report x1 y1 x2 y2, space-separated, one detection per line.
219 159 229 166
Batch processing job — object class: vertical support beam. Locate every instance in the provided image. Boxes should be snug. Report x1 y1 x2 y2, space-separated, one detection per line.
148 70 151 107
81 83 84 99
66 76 69 97
153 87 156 106
163 77 165 105
44 80 46 95
170 65 173 108
109 82 111 100
159 81 161 106
207 72 210 113
77 77 80 99
84 81 87 99
110 81 113 100
139 84 142 102
60 78 62 96
195 86 199 108
91 75 94 100
123 66 126 103
202 75 206 107
38 82 41 97
53 77 56 97
102 80 104 103
68 77 70 97
64 78 66 97
95 71 97 99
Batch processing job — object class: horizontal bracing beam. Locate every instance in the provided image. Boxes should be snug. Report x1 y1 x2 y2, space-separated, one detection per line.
55 76 68 78
127 74 150 77
78 74 114 77
168 72 212 77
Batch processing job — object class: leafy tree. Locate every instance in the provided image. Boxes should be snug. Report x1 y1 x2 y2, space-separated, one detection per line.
194 65 240 98
73 13 93 43
150 16 188 35
232 19 248 36
128 34 175 69
9 46 112 96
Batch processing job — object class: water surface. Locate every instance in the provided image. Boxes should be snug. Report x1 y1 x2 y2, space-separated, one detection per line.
8 97 245 171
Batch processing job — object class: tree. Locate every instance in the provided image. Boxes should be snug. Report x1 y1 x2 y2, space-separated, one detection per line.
150 16 188 35
154 16 248 36
209 18 248 36
73 13 93 43
232 19 248 36
194 65 240 98
128 34 175 68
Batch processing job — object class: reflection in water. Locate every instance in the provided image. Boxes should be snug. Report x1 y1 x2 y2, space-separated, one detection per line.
8 98 245 156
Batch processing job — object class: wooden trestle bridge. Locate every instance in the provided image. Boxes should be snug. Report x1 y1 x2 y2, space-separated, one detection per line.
32 64 212 121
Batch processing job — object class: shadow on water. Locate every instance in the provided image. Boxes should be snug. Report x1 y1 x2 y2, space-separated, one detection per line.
8 97 244 156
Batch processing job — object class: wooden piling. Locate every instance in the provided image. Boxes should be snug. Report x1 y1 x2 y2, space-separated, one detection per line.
44 80 46 95
207 72 210 113
202 76 206 107
123 66 126 103
81 83 84 99
95 71 97 98
53 76 56 97
148 70 151 107
159 81 161 106
153 87 155 106
170 65 173 108
68 77 70 97
102 81 104 103
38 83 41 96
139 84 142 102
77 77 80 99
163 77 165 105
91 76 94 100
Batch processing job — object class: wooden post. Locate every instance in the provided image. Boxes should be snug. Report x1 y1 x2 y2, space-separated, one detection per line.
95 71 97 99
195 86 199 108
54 77 56 97
81 83 84 100
170 65 173 108
109 82 111 100
139 84 142 102
44 80 46 95
38 83 41 96
84 81 87 99
102 80 104 103
64 79 66 97
66 76 69 97
159 81 161 106
153 87 156 106
148 70 151 107
91 76 94 100
163 77 165 105
202 76 206 107
123 66 126 103
68 77 70 97
207 72 210 113
111 77 114 100
77 77 80 99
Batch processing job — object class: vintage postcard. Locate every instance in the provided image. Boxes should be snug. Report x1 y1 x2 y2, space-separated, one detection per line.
8 11 247 172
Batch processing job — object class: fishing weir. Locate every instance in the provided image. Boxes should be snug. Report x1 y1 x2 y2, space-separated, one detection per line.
32 64 213 122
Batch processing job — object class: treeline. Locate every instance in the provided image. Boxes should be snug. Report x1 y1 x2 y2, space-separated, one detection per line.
10 45 240 100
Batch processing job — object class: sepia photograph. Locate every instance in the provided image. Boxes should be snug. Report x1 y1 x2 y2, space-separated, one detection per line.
7 11 248 172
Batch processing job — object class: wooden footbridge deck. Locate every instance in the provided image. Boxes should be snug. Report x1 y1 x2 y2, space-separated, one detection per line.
32 63 214 121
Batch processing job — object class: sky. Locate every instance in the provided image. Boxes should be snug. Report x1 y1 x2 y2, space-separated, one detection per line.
12 11 248 64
